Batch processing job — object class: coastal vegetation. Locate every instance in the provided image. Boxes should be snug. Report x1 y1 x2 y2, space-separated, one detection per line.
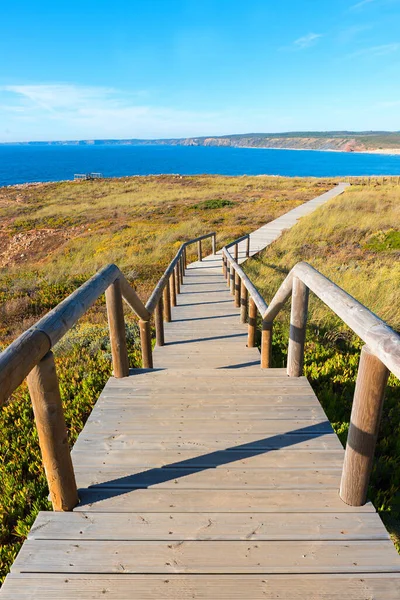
244 183 400 548
0 175 399 581
0 175 332 583
7 131 400 153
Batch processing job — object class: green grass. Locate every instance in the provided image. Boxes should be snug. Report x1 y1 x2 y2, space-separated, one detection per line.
0 175 334 583
192 198 234 210
0 321 142 581
244 183 400 549
1 176 398 581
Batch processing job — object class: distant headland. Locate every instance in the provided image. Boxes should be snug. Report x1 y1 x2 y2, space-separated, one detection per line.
3 131 400 154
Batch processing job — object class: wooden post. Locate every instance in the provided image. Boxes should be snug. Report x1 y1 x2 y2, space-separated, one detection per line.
234 244 239 262
246 236 250 258
163 283 171 322
230 264 235 295
27 351 78 511
226 261 231 287
105 279 129 378
175 264 180 295
339 345 389 506
212 234 216 255
170 270 177 307
139 320 153 368
261 320 273 368
155 297 164 346
287 277 309 377
248 298 257 348
180 254 185 280
198 240 202 261
222 255 227 278
184 247 187 269
240 280 248 324
234 272 240 308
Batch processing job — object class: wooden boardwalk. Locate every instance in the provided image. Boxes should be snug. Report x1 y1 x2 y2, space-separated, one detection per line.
233 182 349 262
2 182 400 598
3 254 400 598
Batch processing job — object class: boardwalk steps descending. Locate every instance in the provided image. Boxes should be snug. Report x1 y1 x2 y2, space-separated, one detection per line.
1 182 400 598
3 242 400 598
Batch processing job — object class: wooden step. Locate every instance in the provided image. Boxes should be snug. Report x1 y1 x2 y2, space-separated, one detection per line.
11 539 399 574
3 573 400 600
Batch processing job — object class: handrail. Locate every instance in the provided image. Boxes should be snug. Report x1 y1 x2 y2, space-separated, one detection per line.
145 233 216 313
264 262 400 379
224 234 250 250
0 265 145 405
222 233 400 509
0 232 217 407
223 247 267 316
0 230 217 510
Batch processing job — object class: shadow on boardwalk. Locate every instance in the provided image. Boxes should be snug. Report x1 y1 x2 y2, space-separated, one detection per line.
77 422 330 505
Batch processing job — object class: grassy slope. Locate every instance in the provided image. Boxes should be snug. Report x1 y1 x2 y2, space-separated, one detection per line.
0 175 332 341
0 175 333 583
244 184 400 547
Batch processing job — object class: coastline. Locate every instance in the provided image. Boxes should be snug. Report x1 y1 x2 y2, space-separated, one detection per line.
237 145 400 156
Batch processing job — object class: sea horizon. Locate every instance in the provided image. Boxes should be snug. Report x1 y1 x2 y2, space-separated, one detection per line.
2 143 400 187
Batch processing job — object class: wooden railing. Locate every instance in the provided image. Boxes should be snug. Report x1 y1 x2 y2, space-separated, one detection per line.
223 241 400 508
0 231 216 511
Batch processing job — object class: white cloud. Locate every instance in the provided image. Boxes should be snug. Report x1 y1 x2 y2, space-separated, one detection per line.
350 0 375 10
348 43 400 57
293 33 323 49
1 83 286 141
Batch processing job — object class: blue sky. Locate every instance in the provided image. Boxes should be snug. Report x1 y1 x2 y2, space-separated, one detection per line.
1 0 400 141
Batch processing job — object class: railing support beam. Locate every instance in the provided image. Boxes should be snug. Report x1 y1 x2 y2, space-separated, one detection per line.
139 320 153 368
248 298 257 348
180 254 185 282
27 351 78 511
163 283 171 322
261 320 273 368
105 278 129 378
170 270 177 307
175 264 180 295
340 345 389 506
198 240 202 261
234 272 240 308
287 277 309 377
240 281 248 324
155 296 164 346
230 265 235 295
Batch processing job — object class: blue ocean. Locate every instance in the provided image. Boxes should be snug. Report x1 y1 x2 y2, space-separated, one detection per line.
1 144 400 186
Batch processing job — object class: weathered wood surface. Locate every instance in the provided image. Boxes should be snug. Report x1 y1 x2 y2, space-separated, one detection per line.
26 351 78 511
3 574 400 600
340 345 390 506
4 182 400 599
12 539 400 574
28 510 389 540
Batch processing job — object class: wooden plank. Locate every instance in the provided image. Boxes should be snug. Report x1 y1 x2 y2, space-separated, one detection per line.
73 466 342 489
72 432 342 452
3 573 400 600
71 449 346 469
84 406 328 420
29 510 388 541
11 540 399 574
101 380 313 390
73 489 374 512
96 395 320 405
82 418 334 434
105 368 305 380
